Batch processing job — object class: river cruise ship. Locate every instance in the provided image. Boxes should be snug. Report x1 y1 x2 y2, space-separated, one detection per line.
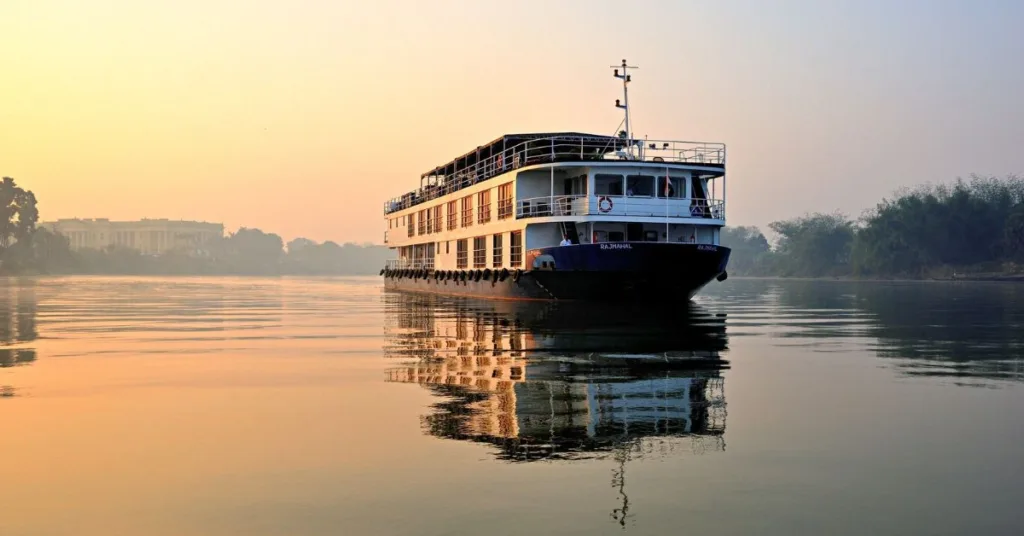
381 61 731 301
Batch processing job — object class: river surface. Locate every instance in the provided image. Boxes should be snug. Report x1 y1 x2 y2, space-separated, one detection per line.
1 276 1022 535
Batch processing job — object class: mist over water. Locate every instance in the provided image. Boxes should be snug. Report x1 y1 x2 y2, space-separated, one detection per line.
1 276 1022 535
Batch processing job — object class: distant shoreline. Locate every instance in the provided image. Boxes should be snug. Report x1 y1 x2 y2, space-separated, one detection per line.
0 270 384 278
729 274 1024 284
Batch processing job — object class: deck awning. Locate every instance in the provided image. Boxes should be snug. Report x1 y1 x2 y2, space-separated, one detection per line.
420 132 630 180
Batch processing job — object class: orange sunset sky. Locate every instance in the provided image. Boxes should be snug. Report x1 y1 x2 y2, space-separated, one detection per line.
3 0 1022 244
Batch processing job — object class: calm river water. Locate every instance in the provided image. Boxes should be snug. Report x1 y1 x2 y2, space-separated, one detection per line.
1 276 1022 535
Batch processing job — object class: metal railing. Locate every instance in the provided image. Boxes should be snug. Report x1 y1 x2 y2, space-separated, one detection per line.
384 134 726 214
516 195 724 220
516 195 589 218
386 259 434 270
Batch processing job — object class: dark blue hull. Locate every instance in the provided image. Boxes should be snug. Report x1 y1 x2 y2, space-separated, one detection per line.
382 242 730 302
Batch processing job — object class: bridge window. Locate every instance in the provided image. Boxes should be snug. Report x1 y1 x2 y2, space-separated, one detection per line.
658 176 684 198
595 174 623 196
626 175 655 197
473 236 486 268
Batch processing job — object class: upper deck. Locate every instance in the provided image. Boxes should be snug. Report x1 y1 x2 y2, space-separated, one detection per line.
384 132 725 215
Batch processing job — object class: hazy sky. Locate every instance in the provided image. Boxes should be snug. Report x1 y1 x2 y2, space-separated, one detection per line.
3 0 1022 244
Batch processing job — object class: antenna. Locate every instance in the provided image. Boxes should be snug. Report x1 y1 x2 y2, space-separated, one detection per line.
611 59 638 156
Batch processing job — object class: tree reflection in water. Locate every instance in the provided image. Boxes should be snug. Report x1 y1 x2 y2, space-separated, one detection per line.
1 281 38 398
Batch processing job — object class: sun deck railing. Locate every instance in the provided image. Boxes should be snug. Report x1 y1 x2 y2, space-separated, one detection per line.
384 135 726 215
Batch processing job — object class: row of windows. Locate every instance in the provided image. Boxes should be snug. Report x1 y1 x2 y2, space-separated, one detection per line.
593 173 697 198
388 182 514 235
455 231 521 269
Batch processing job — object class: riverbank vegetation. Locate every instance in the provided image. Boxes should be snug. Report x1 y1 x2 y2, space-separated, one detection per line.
723 174 1024 279
0 176 391 276
27 227 392 276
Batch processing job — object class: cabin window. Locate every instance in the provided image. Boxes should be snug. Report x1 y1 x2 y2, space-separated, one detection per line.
595 174 623 196
644 230 659 242
498 183 513 219
425 242 435 269
626 175 655 196
447 201 457 230
424 208 433 234
477 190 491 224
509 231 522 267
594 230 608 243
432 206 442 233
461 196 473 227
492 234 503 267
446 241 450 255
456 239 468 269
608 231 625 242
407 215 414 237
473 236 486 268
418 210 427 235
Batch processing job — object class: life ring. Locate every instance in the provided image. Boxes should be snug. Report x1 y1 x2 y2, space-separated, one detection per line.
598 196 613 213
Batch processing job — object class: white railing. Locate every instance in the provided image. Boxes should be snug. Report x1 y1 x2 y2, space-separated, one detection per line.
516 195 724 220
384 134 726 214
515 195 589 218
386 259 434 270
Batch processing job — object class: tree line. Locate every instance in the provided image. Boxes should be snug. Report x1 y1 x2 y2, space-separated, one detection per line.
1 176 392 276
722 174 1024 279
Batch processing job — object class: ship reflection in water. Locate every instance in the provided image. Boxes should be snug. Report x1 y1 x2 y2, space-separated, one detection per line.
383 292 729 525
